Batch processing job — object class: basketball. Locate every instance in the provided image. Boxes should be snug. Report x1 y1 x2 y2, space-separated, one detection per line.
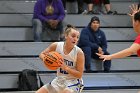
42 51 64 70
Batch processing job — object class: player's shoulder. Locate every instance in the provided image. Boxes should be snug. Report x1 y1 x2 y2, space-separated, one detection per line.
51 42 63 45
48 42 59 49
50 42 57 46
50 42 64 48
75 46 84 55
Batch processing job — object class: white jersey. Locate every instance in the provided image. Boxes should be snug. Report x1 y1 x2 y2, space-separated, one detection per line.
43 42 84 93
55 42 81 79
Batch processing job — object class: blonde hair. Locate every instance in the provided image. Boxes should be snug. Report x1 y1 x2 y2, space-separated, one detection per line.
64 24 77 36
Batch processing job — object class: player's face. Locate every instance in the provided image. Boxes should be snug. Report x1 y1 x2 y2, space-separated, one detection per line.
91 21 100 31
65 29 80 45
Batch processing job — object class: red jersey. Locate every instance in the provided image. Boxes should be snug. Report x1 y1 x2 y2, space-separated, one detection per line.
134 34 140 57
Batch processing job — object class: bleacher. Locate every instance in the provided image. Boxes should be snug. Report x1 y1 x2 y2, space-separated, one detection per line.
0 0 140 93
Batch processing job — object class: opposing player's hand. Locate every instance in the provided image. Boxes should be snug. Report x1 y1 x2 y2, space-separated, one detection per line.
96 53 112 61
128 4 140 17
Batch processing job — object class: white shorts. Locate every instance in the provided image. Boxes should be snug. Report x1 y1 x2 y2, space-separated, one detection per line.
43 77 84 93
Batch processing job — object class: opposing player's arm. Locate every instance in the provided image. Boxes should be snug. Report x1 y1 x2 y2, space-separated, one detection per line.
64 49 85 79
39 42 57 61
97 43 140 61
109 43 140 59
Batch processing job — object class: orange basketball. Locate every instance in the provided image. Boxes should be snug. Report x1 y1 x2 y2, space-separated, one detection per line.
42 51 64 70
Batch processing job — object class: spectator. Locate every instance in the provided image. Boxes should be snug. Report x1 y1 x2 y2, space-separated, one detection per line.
77 0 84 14
84 0 117 14
78 16 111 72
32 0 65 42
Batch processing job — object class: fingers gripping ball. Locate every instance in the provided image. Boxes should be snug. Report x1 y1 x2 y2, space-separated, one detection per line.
43 51 64 70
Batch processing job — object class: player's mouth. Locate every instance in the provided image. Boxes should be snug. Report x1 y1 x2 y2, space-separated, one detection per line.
72 41 76 44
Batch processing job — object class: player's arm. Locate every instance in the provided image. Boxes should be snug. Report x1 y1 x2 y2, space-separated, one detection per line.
108 43 140 59
62 49 85 79
97 43 140 61
39 42 57 61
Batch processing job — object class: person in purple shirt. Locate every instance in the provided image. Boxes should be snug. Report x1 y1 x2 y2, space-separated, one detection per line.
32 0 65 42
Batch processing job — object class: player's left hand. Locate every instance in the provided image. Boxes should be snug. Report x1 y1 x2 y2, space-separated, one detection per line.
128 4 140 17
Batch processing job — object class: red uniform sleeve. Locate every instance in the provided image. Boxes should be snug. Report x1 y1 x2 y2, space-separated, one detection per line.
134 35 140 57
134 35 140 44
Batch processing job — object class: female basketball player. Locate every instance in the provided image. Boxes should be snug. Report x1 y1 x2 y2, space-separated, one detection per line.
97 4 140 65
36 24 85 93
